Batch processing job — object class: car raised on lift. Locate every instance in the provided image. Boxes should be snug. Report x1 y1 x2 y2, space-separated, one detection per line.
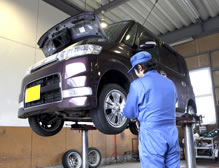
18 12 196 136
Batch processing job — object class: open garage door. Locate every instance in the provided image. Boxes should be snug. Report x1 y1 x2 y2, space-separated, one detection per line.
189 67 216 125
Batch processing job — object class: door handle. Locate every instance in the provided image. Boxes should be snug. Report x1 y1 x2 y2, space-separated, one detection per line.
181 81 187 87
160 70 167 77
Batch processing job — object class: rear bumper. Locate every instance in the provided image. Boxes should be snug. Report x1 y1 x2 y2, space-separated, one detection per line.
18 56 98 118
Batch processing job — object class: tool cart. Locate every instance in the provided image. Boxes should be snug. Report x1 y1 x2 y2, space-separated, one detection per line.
195 136 219 160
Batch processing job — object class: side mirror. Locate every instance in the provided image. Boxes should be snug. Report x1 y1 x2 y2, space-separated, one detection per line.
138 31 157 50
139 41 157 49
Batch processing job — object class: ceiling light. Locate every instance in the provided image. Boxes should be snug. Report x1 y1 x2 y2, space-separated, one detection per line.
100 11 108 28
100 19 108 28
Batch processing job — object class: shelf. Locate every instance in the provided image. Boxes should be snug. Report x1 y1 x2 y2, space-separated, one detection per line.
196 136 219 140
195 147 213 149
194 135 218 159
196 138 213 140
196 156 215 159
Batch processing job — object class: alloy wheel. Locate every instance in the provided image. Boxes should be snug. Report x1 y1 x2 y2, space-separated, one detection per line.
104 89 127 128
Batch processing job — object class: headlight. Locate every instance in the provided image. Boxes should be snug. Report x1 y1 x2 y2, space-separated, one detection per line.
24 44 102 76
32 54 58 71
57 44 102 61
24 54 58 76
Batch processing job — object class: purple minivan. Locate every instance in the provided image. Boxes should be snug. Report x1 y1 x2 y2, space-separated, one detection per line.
18 12 196 136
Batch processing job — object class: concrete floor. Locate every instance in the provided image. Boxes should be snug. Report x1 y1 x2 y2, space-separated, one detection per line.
48 160 219 168
100 160 219 168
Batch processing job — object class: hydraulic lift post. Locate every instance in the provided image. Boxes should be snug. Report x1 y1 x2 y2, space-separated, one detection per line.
184 122 196 168
177 114 202 168
82 130 88 168
71 124 96 168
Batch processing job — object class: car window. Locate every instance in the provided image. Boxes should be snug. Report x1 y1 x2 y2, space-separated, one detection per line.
146 47 160 62
160 45 181 73
104 21 130 42
122 23 138 47
178 55 188 75
84 21 130 43
137 24 158 41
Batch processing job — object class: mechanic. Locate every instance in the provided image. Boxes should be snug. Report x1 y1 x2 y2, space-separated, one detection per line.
123 51 180 168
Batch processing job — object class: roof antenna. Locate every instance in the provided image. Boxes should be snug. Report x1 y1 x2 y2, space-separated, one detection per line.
143 0 158 26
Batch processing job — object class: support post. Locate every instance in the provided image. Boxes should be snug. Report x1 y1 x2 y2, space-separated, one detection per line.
82 130 89 168
114 135 117 160
184 123 196 168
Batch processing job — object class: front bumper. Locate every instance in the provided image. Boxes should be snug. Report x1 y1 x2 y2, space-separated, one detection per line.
18 56 98 118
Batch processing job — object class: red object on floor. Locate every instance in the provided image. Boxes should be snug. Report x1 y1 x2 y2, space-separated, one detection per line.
114 135 117 160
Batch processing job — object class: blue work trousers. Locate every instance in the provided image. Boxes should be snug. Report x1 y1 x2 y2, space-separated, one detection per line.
138 122 180 168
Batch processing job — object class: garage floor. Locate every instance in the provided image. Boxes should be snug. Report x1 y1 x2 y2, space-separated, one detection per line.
47 160 219 168
100 160 219 168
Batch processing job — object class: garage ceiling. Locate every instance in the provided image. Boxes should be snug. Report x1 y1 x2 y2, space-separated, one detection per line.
44 0 219 44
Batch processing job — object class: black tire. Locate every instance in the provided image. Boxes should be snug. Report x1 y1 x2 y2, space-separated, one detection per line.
28 113 64 137
62 150 82 168
91 84 128 134
88 147 102 168
129 122 139 135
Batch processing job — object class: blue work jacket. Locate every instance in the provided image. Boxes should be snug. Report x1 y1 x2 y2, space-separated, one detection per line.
123 70 178 124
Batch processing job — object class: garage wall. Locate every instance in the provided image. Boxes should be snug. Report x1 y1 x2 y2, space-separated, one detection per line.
0 1 138 168
0 0 69 126
174 33 219 128
0 127 137 168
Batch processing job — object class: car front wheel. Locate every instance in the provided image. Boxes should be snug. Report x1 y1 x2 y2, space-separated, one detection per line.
28 113 64 136
91 84 128 134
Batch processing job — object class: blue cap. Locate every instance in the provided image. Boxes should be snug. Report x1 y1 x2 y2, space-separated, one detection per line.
128 51 152 73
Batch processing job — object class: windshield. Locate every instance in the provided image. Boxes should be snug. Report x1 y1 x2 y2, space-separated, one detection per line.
84 20 130 43
63 21 131 51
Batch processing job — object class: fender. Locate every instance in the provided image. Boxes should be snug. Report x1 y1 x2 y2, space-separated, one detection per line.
99 57 135 84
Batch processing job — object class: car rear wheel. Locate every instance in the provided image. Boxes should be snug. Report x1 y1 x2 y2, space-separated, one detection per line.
91 84 128 134
187 105 195 115
187 105 196 130
28 113 64 136
62 149 82 168
129 122 139 135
